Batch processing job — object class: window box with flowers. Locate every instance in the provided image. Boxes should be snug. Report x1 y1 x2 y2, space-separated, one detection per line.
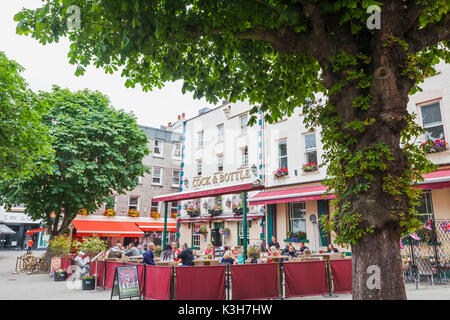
128 209 140 217
104 209 116 217
150 211 160 220
171 212 178 219
186 201 201 217
273 167 288 178
284 231 308 243
302 162 319 173
78 208 89 216
208 197 223 216
420 139 448 153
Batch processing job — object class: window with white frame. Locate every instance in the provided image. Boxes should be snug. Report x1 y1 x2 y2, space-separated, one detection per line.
217 154 224 172
154 139 164 156
151 201 159 213
192 234 201 248
277 140 288 168
198 131 204 148
153 167 162 185
170 201 178 215
415 190 434 223
173 143 181 159
421 101 445 141
304 132 318 164
217 124 224 143
240 114 248 134
172 170 180 187
128 196 139 211
197 160 202 176
289 202 306 234
241 146 248 166
138 175 143 184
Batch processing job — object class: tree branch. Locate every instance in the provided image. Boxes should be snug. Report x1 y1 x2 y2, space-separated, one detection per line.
407 13 450 53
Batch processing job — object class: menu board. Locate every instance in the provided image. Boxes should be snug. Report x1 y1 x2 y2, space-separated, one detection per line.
111 265 141 300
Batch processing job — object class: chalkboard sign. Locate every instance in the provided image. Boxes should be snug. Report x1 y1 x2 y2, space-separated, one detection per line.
111 265 141 300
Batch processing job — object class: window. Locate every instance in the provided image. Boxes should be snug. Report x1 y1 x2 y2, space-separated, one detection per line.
153 167 162 185
217 154 224 172
277 140 288 168
240 115 248 134
151 201 159 213
217 124 224 143
304 133 318 164
197 160 202 176
238 221 250 246
172 170 180 187
138 176 143 184
154 139 164 156
192 234 201 249
173 143 181 159
415 190 434 223
289 202 306 234
171 201 178 215
241 146 248 166
421 101 445 141
198 131 204 148
129 196 139 211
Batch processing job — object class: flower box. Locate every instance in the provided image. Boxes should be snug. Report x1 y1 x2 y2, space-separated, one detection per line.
104 209 116 217
302 162 319 172
420 139 448 153
187 210 200 217
150 211 160 220
54 270 67 281
171 212 178 219
208 209 223 216
128 209 140 217
273 167 288 178
81 276 95 290
233 208 243 215
78 208 89 216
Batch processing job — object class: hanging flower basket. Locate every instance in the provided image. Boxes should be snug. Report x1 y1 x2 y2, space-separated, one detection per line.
150 211 160 220
273 167 288 178
78 208 89 216
198 227 208 235
187 206 200 217
128 209 140 217
232 203 243 214
208 205 223 216
219 227 231 237
420 139 448 153
302 162 319 172
104 209 116 217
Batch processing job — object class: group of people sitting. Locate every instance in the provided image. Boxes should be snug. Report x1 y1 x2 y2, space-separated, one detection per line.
267 236 339 261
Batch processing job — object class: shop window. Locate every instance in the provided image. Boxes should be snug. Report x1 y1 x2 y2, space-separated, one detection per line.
289 202 307 236
304 132 318 164
421 101 445 141
415 190 434 223
277 140 288 168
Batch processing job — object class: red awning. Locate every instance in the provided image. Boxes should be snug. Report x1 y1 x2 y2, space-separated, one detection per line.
136 222 177 232
152 182 264 202
178 214 264 223
72 220 144 238
416 169 450 190
25 227 47 235
249 185 334 205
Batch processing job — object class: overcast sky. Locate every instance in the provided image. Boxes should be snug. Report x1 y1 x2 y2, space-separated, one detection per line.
1 0 216 128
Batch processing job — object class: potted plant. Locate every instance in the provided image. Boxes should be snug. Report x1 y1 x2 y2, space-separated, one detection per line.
73 237 107 290
48 235 72 277
247 246 261 264
154 245 162 258
187 203 200 217
273 167 288 178
78 208 89 216
104 209 116 216
208 205 223 216
54 268 67 281
232 202 243 214
128 209 140 217
219 227 231 237
150 211 160 220
302 162 319 172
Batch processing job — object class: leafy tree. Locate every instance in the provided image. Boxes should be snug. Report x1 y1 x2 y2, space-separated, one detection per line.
14 0 450 299
0 87 150 239
0 51 52 180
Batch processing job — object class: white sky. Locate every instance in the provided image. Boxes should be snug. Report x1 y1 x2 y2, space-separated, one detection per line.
1 0 216 127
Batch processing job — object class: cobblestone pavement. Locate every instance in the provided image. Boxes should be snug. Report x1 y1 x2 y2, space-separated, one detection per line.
0 250 448 300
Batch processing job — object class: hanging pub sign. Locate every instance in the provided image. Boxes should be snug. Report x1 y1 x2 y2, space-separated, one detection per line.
192 168 251 188
110 265 141 300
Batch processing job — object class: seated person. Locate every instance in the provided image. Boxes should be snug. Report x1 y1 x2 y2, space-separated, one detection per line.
303 249 312 257
177 243 195 266
124 243 141 257
107 243 123 259
236 248 245 264
286 245 297 259
268 246 280 263
160 244 175 262
220 251 235 264
203 243 214 258
298 242 309 254
327 244 339 253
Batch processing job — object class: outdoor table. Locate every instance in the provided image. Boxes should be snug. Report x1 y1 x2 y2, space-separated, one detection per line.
194 259 221 266
267 255 290 263
156 261 179 266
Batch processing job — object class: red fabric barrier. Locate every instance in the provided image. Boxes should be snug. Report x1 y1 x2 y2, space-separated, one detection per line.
175 265 226 300
284 261 328 298
330 259 352 293
144 265 172 300
61 256 72 272
230 263 278 300
95 260 105 287
104 262 123 289
125 263 146 295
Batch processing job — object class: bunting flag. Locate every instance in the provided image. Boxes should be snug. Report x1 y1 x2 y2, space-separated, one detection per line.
422 219 432 231
441 222 450 233
409 232 421 241
400 240 404 250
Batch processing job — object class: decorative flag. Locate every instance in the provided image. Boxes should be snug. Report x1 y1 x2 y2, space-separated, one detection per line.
400 240 404 250
441 222 450 233
422 219 432 231
409 232 421 241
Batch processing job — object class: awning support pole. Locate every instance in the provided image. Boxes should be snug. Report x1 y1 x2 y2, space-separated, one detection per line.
162 201 168 250
243 191 247 264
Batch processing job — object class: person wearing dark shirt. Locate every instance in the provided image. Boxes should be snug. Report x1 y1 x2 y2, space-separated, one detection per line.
268 236 280 250
177 243 195 266
327 244 339 253
143 243 156 265
298 242 309 254
286 245 297 259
